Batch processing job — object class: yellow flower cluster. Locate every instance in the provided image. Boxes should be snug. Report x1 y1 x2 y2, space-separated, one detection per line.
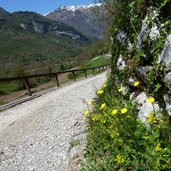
116 154 125 165
147 97 155 103
97 84 107 95
111 108 128 115
97 89 104 95
147 113 159 125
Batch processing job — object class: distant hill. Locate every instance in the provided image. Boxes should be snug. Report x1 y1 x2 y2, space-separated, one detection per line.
0 8 91 77
0 7 9 15
45 4 107 39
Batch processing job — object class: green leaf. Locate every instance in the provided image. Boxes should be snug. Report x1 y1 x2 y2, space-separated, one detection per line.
128 1 135 8
154 83 161 93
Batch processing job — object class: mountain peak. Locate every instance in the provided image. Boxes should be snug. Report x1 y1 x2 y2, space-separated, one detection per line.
60 3 102 12
44 3 106 39
43 3 102 16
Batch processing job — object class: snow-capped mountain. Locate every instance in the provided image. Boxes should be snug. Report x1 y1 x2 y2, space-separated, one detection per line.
45 3 107 39
57 3 102 12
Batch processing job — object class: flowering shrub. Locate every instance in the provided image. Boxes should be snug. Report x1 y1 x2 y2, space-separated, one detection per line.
82 82 171 170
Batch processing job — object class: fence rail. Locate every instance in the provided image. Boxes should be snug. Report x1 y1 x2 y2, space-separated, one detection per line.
0 65 108 96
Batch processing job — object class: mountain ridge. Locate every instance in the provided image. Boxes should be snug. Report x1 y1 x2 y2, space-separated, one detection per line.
44 3 102 14
45 3 107 39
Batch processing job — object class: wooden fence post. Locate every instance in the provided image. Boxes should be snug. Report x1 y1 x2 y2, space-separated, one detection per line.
24 78 32 96
55 74 59 87
84 69 87 78
92 68 95 75
72 71 76 81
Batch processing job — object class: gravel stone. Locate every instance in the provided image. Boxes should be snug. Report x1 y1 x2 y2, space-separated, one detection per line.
0 72 107 171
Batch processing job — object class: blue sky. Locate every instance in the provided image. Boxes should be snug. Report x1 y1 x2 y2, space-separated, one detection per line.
0 0 94 15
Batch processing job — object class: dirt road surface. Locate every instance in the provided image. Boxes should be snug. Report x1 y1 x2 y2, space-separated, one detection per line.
0 72 107 171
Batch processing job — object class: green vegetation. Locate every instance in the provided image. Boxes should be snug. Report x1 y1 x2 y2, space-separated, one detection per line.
0 9 110 96
0 83 19 93
67 55 108 80
75 39 110 66
82 82 171 170
82 0 171 170
84 55 109 68
0 100 6 106
0 10 91 78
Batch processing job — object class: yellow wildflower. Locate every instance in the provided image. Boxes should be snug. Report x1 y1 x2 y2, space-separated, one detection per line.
97 89 104 95
147 97 155 103
88 100 93 105
116 154 125 165
100 103 106 110
121 108 128 114
84 110 89 116
102 84 107 89
155 143 162 152
134 81 140 87
118 88 122 93
147 113 159 125
112 109 118 116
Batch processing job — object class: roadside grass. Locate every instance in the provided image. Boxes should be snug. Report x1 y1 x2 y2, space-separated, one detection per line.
0 83 19 93
0 100 6 106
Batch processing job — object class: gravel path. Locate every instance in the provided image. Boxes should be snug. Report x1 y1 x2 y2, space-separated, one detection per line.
0 72 107 171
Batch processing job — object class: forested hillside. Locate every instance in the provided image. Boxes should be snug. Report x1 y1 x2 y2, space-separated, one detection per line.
0 8 91 77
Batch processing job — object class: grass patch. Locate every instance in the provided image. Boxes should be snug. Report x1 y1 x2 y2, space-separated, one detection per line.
0 83 19 92
0 100 6 106
67 55 108 80
84 55 109 68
